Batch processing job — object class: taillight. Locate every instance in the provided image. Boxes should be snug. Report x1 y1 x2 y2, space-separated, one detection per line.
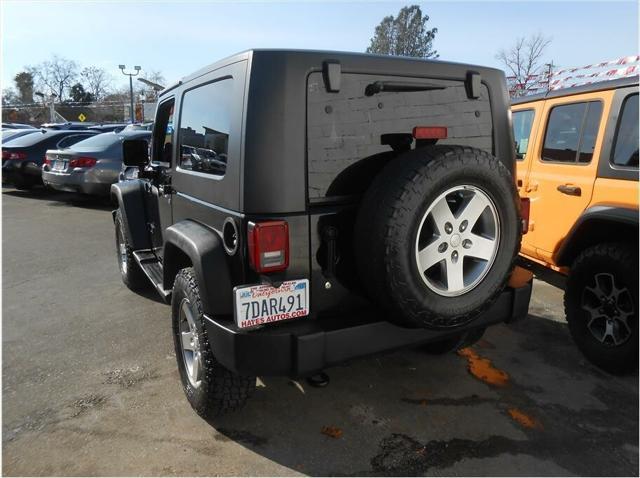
247 221 289 273
412 126 448 140
2 150 27 161
44 154 52 167
69 156 97 168
520 197 530 234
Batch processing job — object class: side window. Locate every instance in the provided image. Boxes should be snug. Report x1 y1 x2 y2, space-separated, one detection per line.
542 101 602 163
178 79 232 176
512 109 535 160
577 102 602 163
611 93 639 168
57 134 91 148
151 100 175 165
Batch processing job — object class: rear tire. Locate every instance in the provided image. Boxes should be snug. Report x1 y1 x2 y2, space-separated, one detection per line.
114 209 148 291
565 243 638 374
13 176 33 190
355 145 521 329
172 268 255 418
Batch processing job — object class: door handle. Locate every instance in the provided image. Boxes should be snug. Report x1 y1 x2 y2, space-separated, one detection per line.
557 184 581 196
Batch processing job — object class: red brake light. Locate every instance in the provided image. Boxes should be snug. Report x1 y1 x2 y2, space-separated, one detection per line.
69 156 97 168
412 126 448 140
2 150 27 161
520 197 530 234
247 221 289 273
44 154 52 166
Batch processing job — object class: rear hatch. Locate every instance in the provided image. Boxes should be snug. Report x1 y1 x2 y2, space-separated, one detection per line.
306 72 494 202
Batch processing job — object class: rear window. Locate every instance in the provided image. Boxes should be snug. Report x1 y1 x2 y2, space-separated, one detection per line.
69 132 119 149
3 131 52 147
512 109 535 160
57 134 96 149
306 73 493 199
611 93 638 168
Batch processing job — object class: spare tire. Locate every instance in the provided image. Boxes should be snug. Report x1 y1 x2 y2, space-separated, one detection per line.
354 145 521 329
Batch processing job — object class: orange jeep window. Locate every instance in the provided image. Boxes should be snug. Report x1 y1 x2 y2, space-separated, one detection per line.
611 93 639 168
512 109 534 161
542 101 602 163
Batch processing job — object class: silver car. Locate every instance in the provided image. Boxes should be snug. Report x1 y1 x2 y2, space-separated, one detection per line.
42 130 151 196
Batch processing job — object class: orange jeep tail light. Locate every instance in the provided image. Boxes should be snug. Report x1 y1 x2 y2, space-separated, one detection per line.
247 221 289 273
520 197 530 234
412 126 448 140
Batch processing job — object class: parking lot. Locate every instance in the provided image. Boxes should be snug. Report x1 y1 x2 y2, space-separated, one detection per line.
2 186 638 476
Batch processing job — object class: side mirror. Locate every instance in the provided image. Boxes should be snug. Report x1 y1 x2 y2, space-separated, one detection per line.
122 139 149 168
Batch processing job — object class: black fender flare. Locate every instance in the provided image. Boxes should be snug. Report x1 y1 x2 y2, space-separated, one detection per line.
554 205 638 267
163 220 233 317
110 180 151 251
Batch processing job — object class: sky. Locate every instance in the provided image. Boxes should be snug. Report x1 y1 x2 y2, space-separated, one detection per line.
1 0 638 93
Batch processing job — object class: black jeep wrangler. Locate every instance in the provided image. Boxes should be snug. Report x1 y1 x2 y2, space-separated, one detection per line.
112 49 532 418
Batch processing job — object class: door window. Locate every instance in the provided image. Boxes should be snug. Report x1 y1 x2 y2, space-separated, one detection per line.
178 79 232 177
611 93 639 168
542 101 602 163
152 100 175 166
512 109 535 160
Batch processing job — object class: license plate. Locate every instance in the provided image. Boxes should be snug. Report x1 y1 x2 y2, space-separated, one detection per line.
52 160 67 171
234 279 309 329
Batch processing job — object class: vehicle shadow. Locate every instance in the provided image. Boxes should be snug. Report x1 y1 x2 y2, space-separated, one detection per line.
2 187 114 211
199 317 638 476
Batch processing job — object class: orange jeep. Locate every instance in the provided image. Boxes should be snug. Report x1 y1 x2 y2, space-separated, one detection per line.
512 76 638 374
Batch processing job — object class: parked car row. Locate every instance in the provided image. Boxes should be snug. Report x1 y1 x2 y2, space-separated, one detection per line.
2 123 152 194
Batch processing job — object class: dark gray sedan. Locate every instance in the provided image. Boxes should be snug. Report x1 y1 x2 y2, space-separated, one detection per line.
42 130 151 196
2 129 98 189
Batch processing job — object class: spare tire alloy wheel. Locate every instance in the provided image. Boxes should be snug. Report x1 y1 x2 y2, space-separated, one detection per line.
581 273 634 347
416 185 500 297
354 146 521 329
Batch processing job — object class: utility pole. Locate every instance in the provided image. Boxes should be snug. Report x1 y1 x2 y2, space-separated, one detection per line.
545 61 555 92
119 64 141 123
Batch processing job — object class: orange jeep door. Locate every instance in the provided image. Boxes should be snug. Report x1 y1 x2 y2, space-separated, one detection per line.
525 92 612 263
512 103 543 258
512 105 541 192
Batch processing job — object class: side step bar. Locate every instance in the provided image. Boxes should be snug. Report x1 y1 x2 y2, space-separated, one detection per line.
132 250 172 301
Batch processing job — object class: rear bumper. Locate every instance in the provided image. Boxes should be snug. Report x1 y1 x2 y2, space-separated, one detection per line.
204 282 532 377
42 168 113 196
2 160 42 184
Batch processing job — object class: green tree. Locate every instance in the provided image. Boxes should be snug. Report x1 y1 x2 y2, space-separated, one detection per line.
14 71 34 104
366 5 438 59
68 83 94 104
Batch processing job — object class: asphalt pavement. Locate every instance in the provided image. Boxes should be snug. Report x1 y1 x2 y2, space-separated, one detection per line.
2 187 638 476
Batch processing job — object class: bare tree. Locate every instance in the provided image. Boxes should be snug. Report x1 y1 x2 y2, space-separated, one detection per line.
137 69 166 101
496 33 552 97
81 66 112 101
32 55 79 101
2 88 20 106
366 5 438 59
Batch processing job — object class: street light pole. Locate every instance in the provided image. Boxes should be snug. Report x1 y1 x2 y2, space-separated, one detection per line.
119 64 141 123
35 91 58 122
